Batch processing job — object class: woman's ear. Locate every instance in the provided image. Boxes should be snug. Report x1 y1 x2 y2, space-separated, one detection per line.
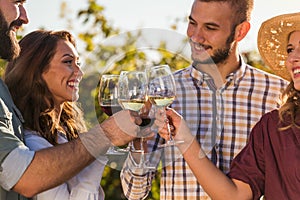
234 21 251 42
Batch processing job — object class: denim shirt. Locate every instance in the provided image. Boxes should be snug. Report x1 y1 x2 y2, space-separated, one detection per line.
0 79 34 200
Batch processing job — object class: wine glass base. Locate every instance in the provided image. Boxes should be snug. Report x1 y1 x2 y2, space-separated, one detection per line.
131 149 145 153
134 154 157 170
115 148 131 154
136 164 156 170
105 150 126 156
106 147 126 155
158 140 184 148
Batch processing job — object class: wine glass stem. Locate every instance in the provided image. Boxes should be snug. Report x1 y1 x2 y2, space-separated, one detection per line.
139 138 145 167
166 122 174 141
162 107 174 142
129 141 135 151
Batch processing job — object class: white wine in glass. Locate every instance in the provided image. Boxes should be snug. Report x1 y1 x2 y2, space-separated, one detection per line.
118 71 148 149
148 96 175 107
118 71 155 169
118 99 146 112
147 65 184 148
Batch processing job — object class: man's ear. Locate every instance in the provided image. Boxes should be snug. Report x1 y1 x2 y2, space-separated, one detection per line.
234 21 251 42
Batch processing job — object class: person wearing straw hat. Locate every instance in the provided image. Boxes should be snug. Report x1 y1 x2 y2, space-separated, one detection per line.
121 0 288 199
155 12 300 199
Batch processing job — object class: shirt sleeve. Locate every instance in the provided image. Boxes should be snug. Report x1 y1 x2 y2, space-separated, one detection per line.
0 146 34 190
120 131 165 200
228 117 266 199
24 132 107 200
120 152 156 200
0 92 25 163
0 81 35 191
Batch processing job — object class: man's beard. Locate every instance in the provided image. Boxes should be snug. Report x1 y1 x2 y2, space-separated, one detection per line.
0 11 20 61
191 31 235 66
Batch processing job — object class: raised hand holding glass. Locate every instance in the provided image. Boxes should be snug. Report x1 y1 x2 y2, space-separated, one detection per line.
147 65 184 147
118 71 155 169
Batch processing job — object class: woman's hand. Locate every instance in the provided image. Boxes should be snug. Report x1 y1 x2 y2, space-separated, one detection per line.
154 108 195 153
154 108 179 140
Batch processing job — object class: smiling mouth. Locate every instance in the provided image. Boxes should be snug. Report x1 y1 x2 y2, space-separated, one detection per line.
191 41 212 53
293 68 300 76
67 81 80 88
194 43 205 51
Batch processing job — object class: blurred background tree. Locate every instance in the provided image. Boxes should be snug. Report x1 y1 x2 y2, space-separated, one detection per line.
0 60 6 76
0 0 275 199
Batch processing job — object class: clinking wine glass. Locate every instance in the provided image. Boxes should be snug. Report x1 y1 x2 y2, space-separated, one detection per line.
98 74 125 155
118 71 155 169
147 65 184 148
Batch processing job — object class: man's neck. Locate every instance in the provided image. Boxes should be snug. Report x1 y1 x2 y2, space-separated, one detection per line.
194 54 241 88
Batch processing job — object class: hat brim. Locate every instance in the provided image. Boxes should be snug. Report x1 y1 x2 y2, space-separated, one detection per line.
257 12 300 81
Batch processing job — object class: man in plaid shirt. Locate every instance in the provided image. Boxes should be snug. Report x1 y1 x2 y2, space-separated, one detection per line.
120 0 288 199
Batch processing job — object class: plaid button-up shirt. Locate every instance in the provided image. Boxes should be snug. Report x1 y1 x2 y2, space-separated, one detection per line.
121 61 288 200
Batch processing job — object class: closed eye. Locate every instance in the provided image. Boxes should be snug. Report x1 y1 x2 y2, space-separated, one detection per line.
63 60 73 65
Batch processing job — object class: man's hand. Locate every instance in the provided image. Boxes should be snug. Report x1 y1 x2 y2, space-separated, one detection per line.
101 110 141 146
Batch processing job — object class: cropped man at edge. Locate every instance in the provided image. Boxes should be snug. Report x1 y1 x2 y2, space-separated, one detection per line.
0 1 140 199
120 0 289 199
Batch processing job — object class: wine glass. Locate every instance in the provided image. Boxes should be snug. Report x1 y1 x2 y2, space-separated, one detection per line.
147 65 184 148
98 74 125 155
118 71 148 115
118 71 155 169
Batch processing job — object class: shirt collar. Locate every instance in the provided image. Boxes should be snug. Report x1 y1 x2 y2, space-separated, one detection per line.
228 56 247 87
190 56 247 88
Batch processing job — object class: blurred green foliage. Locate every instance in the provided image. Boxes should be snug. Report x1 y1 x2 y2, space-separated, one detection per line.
0 60 6 77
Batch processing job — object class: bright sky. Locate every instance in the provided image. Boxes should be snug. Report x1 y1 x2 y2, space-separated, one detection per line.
25 0 299 52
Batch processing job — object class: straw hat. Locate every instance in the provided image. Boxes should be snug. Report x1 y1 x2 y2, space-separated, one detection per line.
257 12 300 81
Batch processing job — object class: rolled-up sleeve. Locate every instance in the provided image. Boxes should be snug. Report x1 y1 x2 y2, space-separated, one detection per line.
0 80 34 191
0 146 34 190
120 153 156 200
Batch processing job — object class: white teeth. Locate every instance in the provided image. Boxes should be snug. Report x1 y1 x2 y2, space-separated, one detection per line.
293 68 300 74
67 81 79 87
194 43 204 51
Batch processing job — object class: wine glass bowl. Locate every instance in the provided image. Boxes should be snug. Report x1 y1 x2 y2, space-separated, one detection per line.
118 71 156 169
146 65 183 147
118 71 155 132
98 74 123 116
98 74 125 155
118 71 148 112
147 65 176 106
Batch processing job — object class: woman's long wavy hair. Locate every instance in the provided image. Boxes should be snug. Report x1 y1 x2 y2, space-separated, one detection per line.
278 81 300 130
4 30 87 145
